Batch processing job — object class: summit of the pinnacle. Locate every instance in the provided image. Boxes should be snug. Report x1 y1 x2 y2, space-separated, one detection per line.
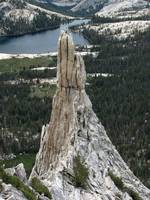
57 32 86 89
30 33 150 200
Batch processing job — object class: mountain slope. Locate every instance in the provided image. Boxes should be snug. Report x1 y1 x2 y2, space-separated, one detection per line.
96 0 150 18
81 0 150 40
49 0 150 15
71 0 107 13
0 0 71 36
51 0 107 13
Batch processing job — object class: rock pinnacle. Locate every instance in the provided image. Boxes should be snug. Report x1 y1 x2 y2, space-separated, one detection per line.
30 33 150 200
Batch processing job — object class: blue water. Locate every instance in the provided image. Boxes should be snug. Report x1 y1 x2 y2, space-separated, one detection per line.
0 19 90 54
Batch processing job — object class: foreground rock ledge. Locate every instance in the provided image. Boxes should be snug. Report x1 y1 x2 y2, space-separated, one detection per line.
30 32 150 200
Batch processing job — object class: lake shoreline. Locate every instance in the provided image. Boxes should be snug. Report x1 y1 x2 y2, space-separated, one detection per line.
0 25 61 38
0 19 90 54
0 52 57 60
0 18 88 38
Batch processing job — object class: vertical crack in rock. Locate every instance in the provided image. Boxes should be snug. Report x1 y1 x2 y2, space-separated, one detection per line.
30 32 150 200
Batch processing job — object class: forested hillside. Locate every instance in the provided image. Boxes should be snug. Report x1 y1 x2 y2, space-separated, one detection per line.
0 57 56 156
0 0 68 36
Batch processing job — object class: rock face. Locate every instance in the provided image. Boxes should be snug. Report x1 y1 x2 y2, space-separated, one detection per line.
30 32 150 200
0 183 27 200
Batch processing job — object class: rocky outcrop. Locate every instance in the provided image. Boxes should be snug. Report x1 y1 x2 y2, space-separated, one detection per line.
5 163 27 183
30 32 150 200
0 183 27 200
